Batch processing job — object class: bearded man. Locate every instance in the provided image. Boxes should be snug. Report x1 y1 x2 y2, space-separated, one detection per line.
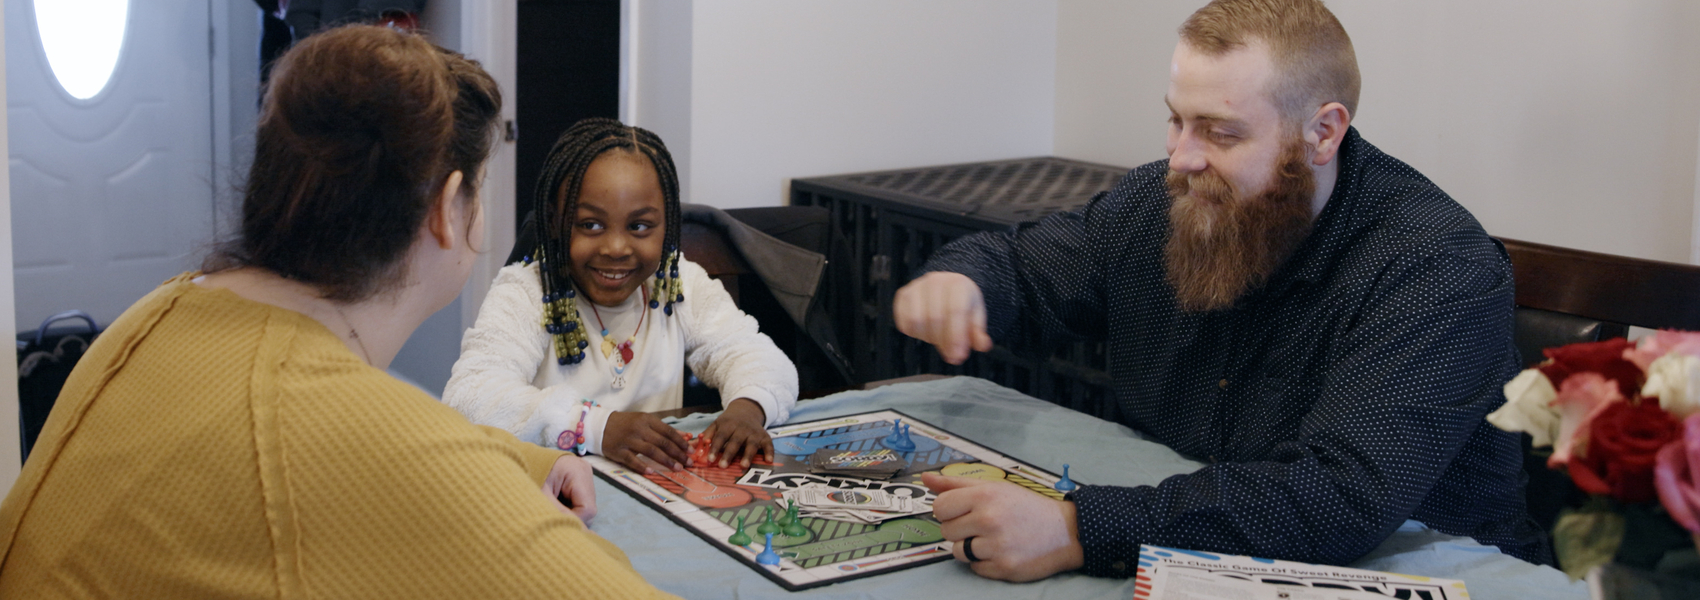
893 0 1547 582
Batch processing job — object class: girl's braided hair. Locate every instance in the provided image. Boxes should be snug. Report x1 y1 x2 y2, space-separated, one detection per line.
529 118 682 365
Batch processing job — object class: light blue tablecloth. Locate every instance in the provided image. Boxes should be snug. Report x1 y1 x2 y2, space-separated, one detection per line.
585 377 1587 599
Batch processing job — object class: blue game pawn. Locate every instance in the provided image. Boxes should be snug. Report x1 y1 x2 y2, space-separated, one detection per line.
884 418 906 445
728 515 752 547
756 533 782 566
889 423 916 453
1054 464 1078 492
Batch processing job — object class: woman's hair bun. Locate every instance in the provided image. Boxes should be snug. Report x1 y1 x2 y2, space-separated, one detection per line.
213 25 501 301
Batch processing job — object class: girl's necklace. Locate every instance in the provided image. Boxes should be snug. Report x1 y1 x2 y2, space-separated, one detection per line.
588 286 648 390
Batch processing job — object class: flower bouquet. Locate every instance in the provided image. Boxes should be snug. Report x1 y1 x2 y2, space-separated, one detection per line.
1486 332 1700 579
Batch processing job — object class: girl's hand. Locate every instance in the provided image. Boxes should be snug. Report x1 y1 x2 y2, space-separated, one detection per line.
603 411 690 473
703 399 773 468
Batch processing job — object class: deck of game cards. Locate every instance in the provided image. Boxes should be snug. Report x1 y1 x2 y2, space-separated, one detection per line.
806 448 907 479
781 483 933 524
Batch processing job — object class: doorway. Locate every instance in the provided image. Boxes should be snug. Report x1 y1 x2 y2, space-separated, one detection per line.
6 0 216 330
514 0 620 234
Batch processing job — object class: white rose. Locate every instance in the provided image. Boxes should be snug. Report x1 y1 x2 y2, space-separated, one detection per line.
1487 368 1560 447
1642 352 1700 418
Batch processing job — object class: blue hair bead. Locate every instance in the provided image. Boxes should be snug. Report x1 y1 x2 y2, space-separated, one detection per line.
575 351 586 361
557 356 569 366
564 288 576 298
663 305 673 316
676 294 684 302
649 299 660 309
565 321 578 332
577 340 588 349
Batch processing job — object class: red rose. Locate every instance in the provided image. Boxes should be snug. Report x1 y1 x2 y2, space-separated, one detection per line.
1539 337 1643 398
1570 400 1684 503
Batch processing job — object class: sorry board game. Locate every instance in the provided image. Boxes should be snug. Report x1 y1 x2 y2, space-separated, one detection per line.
587 409 1074 591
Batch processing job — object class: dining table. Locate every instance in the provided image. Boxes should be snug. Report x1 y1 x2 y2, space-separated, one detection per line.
586 376 1589 599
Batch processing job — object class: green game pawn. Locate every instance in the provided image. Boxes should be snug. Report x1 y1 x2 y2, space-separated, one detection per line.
728 515 752 547
777 500 797 526
756 506 781 535
783 514 808 539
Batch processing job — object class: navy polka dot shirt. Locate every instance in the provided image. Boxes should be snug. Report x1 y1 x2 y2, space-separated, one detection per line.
923 129 1547 576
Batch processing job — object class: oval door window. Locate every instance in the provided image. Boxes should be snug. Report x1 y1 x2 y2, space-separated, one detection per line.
34 0 130 100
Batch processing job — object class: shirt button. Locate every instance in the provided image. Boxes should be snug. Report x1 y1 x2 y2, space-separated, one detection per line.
1218 379 1229 389
1111 561 1127 572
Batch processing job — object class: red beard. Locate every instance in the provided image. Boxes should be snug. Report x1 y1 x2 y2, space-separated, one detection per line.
1163 139 1317 312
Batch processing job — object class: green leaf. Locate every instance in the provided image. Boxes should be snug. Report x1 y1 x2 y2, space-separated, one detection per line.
1554 502 1626 580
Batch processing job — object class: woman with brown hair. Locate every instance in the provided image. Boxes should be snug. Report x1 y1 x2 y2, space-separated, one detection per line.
0 26 672 598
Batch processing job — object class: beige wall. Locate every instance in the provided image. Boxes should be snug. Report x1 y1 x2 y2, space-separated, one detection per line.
1055 0 1700 263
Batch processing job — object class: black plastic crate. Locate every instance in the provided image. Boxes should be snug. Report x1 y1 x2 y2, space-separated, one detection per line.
790 156 1128 418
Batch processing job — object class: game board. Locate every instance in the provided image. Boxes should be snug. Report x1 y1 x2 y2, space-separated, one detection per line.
587 409 1073 591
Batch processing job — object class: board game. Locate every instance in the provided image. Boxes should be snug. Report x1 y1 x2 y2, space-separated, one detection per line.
587 409 1075 591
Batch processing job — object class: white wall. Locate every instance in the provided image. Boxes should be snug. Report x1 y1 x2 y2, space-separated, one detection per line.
0 1 20 493
1054 0 1700 264
636 1 1060 209
216 2 263 242
631 0 694 199
1055 1 1194 168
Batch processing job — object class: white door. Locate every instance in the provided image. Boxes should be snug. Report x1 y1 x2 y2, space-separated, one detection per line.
6 0 215 330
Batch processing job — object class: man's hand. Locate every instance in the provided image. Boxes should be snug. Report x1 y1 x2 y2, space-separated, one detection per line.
543 454 598 522
893 272 994 365
923 472 1085 582
603 411 690 473
702 398 773 468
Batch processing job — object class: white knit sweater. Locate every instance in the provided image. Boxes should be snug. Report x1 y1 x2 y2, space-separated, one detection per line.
443 258 797 455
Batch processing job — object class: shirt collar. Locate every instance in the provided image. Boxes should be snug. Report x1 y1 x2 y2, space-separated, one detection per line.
1261 127 1372 292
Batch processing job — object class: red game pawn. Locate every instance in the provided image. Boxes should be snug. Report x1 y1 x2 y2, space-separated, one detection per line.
689 435 714 468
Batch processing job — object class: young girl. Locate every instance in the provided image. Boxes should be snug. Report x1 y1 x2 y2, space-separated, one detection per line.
444 118 796 473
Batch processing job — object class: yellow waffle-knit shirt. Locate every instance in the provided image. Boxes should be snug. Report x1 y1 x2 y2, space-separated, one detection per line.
0 274 674 598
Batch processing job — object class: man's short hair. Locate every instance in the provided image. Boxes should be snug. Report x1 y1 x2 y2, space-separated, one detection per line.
1179 0 1360 127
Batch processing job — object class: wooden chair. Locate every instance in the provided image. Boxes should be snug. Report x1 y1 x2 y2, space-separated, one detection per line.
679 220 752 304
1497 237 1700 538
1503 237 1700 366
